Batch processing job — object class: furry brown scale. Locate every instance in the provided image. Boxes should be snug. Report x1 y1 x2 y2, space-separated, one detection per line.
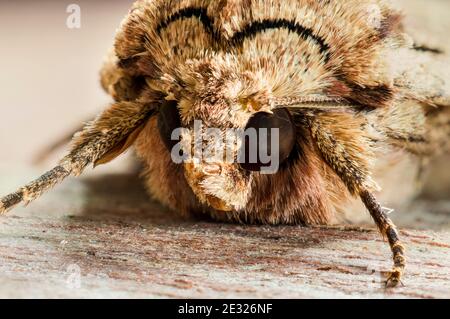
1 0 450 288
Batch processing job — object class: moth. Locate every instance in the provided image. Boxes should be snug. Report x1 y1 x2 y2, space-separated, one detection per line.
1 0 449 288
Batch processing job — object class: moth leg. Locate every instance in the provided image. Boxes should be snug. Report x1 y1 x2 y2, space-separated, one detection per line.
360 190 405 288
0 101 153 214
0 166 72 213
306 112 405 287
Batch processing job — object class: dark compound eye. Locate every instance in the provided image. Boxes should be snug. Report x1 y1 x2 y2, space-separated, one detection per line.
240 108 296 172
158 100 182 151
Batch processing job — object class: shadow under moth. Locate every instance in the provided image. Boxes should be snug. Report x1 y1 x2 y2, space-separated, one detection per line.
1 0 450 288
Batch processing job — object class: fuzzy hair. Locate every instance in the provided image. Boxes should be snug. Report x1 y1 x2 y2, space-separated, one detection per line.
3 0 448 228
99 0 449 224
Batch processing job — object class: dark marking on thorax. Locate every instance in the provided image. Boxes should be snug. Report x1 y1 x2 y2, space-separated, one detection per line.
413 44 444 55
230 19 331 63
156 7 331 63
156 7 217 39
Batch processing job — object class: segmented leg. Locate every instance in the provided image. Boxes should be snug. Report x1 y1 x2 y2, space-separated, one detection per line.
306 112 406 288
0 102 154 215
0 166 71 213
361 190 406 288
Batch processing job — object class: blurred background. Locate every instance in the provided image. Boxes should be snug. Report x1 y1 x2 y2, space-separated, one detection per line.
0 0 134 165
0 0 449 229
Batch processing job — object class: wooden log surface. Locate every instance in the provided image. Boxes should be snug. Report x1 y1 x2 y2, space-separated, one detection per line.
1 169 449 299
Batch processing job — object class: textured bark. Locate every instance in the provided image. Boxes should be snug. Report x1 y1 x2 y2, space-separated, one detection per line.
0 170 449 299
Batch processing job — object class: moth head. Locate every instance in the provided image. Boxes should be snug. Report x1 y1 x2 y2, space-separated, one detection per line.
156 55 297 212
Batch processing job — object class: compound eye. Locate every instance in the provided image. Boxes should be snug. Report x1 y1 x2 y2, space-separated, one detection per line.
240 108 296 172
158 100 182 151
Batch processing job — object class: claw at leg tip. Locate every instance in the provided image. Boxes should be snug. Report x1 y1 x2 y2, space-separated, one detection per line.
385 272 403 288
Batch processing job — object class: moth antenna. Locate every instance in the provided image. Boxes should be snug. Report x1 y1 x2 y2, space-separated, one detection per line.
275 95 342 105
0 102 154 215
274 96 347 111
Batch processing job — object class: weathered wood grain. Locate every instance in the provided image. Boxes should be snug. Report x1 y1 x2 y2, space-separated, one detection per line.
1 170 449 299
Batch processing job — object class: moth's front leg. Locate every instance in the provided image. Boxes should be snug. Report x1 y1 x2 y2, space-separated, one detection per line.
306 111 405 287
0 101 154 214
361 190 405 287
